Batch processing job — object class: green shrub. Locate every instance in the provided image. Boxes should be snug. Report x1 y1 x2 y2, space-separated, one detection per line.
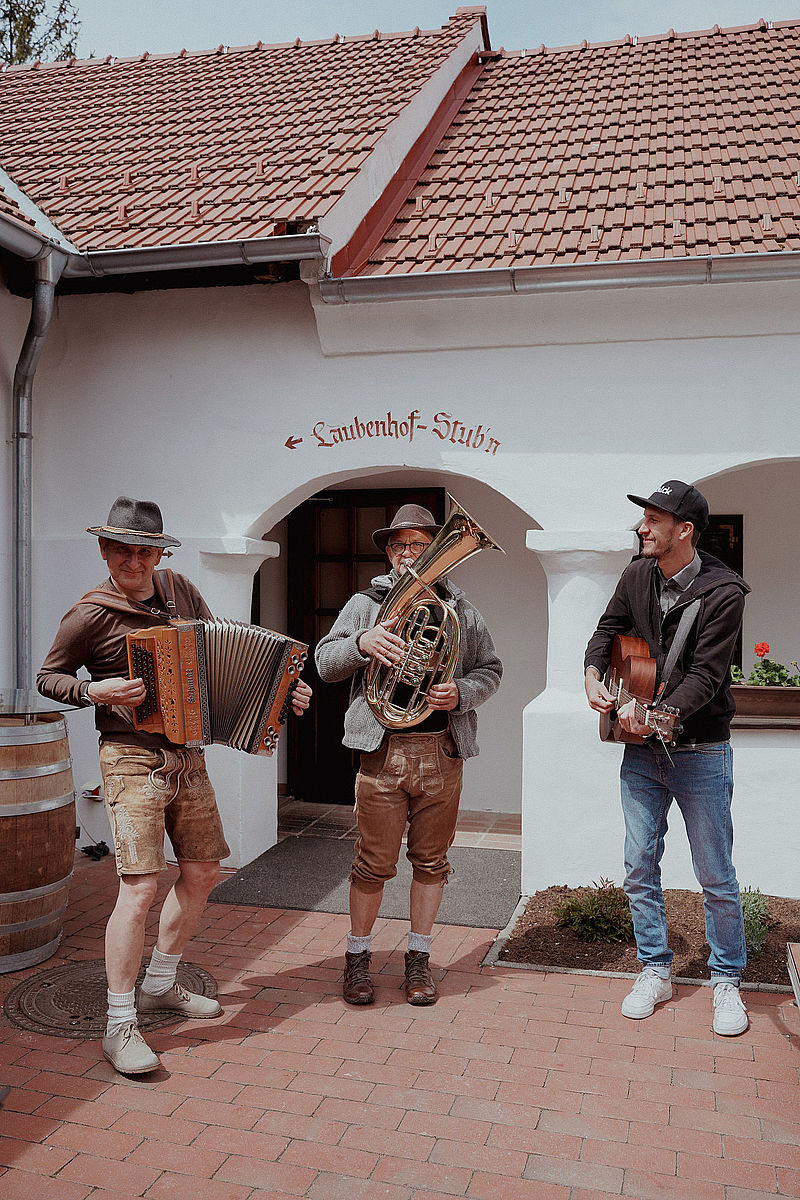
746 658 800 687
740 886 769 957
554 878 634 944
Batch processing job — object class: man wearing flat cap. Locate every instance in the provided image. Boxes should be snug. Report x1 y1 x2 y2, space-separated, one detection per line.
584 481 751 1036
316 503 502 1007
37 497 310 1074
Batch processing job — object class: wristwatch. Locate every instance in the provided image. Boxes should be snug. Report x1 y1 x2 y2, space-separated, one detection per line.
79 681 94 706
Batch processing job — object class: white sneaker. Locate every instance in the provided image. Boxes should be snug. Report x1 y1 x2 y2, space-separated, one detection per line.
621 968 673 1018
712 982 748 1036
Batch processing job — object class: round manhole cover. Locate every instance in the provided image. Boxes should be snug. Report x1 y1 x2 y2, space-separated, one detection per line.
3 960 218 1038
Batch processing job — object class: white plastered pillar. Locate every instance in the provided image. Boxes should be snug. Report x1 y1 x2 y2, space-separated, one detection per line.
521 531 635 893
178 537 280 869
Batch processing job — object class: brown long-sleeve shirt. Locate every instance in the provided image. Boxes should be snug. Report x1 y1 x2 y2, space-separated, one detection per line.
37 573 212 750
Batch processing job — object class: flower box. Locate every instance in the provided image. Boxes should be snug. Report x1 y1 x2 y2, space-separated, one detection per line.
731 683 800 726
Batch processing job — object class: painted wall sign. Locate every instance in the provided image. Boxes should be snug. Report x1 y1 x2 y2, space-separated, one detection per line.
284 409 501 455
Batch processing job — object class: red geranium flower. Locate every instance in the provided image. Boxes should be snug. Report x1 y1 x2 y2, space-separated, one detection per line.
754 642 770 658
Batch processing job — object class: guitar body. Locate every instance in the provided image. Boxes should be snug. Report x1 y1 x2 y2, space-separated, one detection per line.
599 635 657 745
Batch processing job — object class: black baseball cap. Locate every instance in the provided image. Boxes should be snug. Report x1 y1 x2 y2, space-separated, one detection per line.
627 480 709 532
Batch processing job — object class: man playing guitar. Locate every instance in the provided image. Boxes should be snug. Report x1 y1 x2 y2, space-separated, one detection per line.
584 481 751 1036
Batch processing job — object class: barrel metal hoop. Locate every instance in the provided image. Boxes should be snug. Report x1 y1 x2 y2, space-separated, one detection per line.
0 790 75 817
0 871 74 904
0 933 62 974
0 723 66 745
0 758 72 781
0 901 68 935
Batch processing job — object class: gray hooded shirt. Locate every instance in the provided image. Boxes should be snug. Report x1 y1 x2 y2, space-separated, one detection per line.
314 572 502 758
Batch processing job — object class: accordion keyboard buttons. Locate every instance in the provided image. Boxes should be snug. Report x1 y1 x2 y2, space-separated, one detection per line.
130 643 158 722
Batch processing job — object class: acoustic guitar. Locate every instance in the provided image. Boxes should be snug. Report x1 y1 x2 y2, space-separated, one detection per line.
599 635 681 746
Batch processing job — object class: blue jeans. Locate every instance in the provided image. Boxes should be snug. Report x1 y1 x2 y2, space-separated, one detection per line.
619 741 746 981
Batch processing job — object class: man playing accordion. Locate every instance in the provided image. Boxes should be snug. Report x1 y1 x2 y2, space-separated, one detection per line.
38 496 311 1075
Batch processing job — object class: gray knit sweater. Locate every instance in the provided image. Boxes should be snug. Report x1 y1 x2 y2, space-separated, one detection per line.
314 572 502 758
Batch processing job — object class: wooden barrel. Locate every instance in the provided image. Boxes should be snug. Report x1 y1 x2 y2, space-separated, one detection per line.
0 713 75 973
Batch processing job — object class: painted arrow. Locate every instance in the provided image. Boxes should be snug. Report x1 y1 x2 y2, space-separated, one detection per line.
285 435 303 450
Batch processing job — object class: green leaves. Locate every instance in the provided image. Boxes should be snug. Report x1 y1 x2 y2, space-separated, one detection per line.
1 1 80 66
737 658 800 687
554 878 634 944
733 644 800 686
740 886 769 957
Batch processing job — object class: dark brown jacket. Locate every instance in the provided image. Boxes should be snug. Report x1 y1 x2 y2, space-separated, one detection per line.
37 573 211 750
584 552 749 745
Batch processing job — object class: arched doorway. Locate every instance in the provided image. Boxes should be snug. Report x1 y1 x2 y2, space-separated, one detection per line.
287 484 448 805
251 467 546 819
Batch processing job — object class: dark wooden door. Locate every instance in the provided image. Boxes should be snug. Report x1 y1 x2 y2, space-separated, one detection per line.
288 487 446 804
699 515 744 667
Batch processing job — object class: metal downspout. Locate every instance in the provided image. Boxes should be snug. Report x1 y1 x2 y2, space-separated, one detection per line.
12 249 66 688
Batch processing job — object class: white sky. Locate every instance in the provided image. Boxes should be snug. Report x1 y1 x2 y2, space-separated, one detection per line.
73 1 796 59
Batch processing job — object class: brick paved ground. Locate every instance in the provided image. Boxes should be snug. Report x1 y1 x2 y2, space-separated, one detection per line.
1 851 799 1200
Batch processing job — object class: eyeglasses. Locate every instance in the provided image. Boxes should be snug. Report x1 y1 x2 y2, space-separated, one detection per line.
105 543 161 561
387 541 429 555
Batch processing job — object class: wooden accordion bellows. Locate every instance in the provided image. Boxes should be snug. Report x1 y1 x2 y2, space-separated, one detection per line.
127 619 307 756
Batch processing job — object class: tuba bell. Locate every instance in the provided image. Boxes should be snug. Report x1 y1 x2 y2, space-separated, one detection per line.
365 496 504 729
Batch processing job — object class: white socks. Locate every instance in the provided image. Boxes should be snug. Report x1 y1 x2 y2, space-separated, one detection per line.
106 949 182 1037
141 947 181 997
106 989 136 1038
347 933 433 954
346 933 433 954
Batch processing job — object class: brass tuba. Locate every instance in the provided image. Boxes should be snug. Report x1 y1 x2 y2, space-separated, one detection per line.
365 496 504 729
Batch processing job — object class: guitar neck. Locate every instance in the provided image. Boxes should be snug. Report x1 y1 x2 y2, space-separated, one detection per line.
606 672 651 723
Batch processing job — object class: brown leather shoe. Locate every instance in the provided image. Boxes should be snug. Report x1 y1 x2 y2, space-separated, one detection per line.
404 950 438 1005
343 950 374 1005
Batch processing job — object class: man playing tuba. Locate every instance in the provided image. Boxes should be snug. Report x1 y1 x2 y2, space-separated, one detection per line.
315 503 502 1007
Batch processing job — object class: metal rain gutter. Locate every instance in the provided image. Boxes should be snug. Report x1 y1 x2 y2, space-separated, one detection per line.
12 248 67 688
0 215 73 264
318 249 800 304
63 232 331 277
0 222 331 685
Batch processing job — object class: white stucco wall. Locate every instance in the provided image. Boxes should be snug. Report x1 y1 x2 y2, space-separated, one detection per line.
1 270 797 892
702 460 800 669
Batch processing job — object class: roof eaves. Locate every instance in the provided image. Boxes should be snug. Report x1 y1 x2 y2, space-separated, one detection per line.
0 210 68 264
318 250 800 303
0 167 78 253
62 231 331 278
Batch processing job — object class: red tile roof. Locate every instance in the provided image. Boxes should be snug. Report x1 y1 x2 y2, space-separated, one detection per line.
0 11 482 253
361 20 800 274
0 185 37 230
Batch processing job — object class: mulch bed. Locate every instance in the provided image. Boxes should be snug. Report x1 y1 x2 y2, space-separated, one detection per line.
499 887 800 987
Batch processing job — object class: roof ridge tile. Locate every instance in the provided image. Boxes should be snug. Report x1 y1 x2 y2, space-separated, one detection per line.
0 8 473 75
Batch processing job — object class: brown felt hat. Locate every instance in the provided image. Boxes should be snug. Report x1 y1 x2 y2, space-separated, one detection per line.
86 496 181 549
372 503 441 552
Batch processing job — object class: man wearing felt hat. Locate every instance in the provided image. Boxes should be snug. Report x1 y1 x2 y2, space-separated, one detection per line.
316 503 502 1007
37 497 311 1075
584 480 751 1036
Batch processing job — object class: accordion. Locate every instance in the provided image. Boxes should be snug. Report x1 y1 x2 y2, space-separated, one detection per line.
126 619 308 756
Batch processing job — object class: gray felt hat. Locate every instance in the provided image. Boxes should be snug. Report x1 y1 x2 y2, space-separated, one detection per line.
372 503 441 552
86 496 181 548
